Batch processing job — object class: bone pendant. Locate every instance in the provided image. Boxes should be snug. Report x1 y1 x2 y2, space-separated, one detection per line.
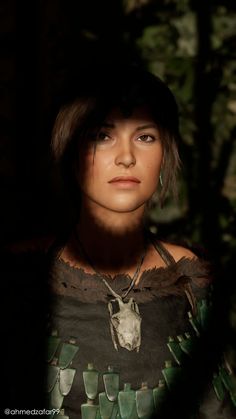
109 297 141 352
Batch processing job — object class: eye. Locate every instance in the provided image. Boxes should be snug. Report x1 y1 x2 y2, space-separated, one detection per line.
137 134 156 143
96 131 111 142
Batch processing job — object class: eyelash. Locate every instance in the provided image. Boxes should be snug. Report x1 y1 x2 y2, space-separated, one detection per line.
96 132 156 143
96 132 111 141
137 134 156 143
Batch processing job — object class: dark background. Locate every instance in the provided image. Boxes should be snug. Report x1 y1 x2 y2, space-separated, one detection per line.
1 0 236 368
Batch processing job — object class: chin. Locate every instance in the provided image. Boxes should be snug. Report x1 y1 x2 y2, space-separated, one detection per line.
107 201 146 213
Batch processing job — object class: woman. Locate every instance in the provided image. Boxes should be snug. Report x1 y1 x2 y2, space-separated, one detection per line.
3 66 235 418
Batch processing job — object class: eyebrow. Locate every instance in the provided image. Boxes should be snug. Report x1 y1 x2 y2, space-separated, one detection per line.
136 124 158 131
101 122 159 131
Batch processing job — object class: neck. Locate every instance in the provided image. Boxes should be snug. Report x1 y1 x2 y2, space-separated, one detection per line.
75 203 147 275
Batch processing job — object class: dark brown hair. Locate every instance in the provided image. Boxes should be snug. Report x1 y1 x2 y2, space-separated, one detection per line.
51 65 181 206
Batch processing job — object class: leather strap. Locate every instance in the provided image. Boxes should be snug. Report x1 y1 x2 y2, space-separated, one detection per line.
151 238 176 266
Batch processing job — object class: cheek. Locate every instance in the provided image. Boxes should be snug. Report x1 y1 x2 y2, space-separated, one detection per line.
145 143 163 164
145 154 162 177
77 152 108 188
143 156 162 192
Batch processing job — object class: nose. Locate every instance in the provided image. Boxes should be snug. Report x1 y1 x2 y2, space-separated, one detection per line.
114 140 136 167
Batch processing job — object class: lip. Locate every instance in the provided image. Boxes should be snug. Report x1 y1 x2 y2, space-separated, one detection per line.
108 176 141 183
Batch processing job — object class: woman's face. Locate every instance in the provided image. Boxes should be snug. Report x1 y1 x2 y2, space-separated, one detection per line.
77 107 163 214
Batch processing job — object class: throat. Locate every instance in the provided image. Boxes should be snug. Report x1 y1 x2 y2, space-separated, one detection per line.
77 228 147 276
59 223 148 280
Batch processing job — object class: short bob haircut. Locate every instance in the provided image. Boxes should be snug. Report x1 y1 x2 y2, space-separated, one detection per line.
51 65 181 207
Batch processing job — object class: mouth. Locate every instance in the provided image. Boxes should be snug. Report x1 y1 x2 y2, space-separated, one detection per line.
108 176 141 184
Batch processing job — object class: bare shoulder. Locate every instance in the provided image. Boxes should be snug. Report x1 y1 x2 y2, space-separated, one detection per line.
160 241 196 262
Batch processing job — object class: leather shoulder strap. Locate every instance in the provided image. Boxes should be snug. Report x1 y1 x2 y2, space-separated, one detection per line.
151 238 176 266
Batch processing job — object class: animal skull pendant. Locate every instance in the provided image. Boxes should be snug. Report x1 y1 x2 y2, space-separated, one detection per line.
108 297 141 352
